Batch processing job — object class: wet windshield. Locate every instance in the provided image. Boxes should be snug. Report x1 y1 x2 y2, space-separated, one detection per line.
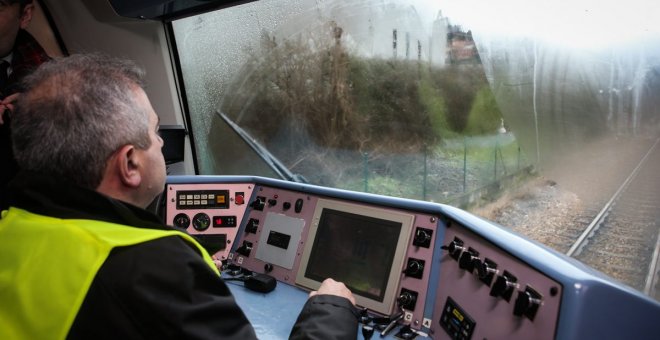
172 0 660 300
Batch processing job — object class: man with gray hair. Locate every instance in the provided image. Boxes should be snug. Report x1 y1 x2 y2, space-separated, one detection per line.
0 54 358 339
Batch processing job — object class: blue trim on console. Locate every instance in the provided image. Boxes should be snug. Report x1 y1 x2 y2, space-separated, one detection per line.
421 215 447 334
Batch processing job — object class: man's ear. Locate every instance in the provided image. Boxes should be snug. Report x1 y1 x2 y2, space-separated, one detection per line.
19 4 34 29
116 144 142 188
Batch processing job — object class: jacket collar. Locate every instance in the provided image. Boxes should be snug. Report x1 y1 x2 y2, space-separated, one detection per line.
7 171 165 230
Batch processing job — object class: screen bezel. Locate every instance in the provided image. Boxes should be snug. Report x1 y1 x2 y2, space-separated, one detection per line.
295 198 414 315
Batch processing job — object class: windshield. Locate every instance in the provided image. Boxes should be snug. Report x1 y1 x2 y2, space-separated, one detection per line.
172 0 660 300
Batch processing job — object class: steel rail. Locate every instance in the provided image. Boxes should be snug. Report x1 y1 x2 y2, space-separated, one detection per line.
566 138 660 257
644 228 660 296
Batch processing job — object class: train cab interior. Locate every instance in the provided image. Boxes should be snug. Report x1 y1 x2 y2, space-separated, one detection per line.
8 0 660 339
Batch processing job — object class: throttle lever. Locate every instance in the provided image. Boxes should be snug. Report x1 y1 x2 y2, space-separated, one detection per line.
380 311 404 337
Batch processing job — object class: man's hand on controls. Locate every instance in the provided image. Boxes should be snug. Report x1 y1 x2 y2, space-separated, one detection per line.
309 278 356 305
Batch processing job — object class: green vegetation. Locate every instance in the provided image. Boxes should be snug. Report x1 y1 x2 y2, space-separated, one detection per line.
217 23 530 202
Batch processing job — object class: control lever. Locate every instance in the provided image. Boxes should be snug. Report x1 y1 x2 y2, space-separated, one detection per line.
380 310 404 337
358 307 372 324
394 325 417 340
236 241 253 257
226 263 242 276
490 273 519 301
440 238 465 260
513 286 543 320
361 325 374 340
473 258 498 286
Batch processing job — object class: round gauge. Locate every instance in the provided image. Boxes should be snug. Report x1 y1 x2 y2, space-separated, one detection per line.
192 212 211 231
173 213 190 229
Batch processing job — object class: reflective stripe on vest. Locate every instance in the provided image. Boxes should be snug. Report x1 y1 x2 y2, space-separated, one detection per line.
0 207 218 340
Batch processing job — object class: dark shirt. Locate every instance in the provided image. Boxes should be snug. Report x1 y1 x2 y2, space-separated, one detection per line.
7 172 359 339
2 30 52 97
1 29 51 211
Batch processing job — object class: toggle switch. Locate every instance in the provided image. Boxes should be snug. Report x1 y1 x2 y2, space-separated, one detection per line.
514 286 542 321
245 218 259 234
441 237 465 261
475 258 498 286
250 196 265 211
458 247 479 273
236 241 253 257
489 271 518 301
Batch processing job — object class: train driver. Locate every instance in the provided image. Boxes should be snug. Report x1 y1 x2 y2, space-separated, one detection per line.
0 53 359 339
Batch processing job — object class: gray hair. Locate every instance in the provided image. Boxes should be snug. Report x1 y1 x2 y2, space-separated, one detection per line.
12 53 152 189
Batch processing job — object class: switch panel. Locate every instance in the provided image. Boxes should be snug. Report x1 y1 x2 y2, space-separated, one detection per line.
431 221 562 340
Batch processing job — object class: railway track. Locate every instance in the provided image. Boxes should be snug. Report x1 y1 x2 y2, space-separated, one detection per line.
567 138 660 299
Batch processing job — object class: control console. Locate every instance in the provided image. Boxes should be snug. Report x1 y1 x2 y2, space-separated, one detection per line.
163 175 660 339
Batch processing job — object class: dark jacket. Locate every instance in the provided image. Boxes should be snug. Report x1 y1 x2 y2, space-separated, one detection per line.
6 172 359 339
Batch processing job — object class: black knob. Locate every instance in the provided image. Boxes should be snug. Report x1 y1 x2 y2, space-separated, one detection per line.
403 258 425 279
477 260 497 278
236 241 253 257
476 259 498 285
415 230 429 242
250 197 265 211
489 273 518 301
283 202 291 210
407 261 423 274
490 275 508 297
514 287 542 320
264 263 274 273
472 257 484 274
475 259 487 278
412 227 433 248
397 290 418 310
245 218 259 234
268 198 277 207
458 251 478 272
294 198 304 213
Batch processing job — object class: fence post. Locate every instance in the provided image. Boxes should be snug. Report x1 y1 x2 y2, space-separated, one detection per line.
423 145 428 200
463 137 467 193
494 139 498 180
363 152 369 192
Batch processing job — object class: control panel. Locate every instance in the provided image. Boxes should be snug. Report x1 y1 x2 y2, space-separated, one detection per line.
231 185 439 327
431 220 561 339
164 182 255 261
162 176 660 340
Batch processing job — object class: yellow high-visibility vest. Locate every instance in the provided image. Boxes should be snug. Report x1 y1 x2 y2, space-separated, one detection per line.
0 207 218 340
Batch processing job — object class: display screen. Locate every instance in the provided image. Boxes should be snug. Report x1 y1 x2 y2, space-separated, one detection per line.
304 208 402 301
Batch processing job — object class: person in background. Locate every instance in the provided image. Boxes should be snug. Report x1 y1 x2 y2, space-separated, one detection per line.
0 0 51 211
0 53 358 339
